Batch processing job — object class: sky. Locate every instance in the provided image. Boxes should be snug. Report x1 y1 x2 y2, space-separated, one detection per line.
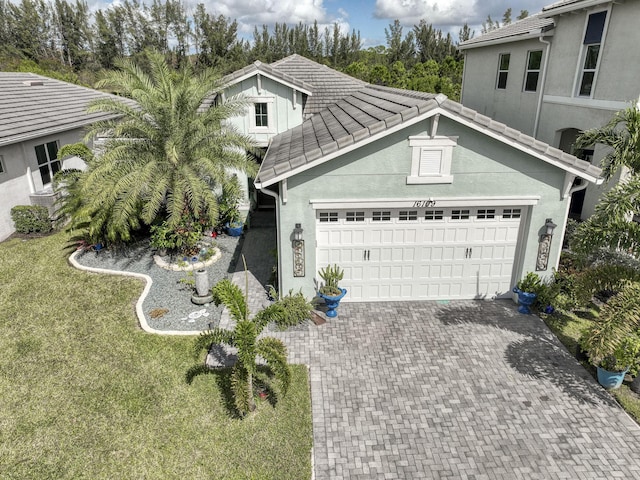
93 0 553 47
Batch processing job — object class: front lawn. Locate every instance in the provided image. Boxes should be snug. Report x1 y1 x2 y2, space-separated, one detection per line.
0 232 312 479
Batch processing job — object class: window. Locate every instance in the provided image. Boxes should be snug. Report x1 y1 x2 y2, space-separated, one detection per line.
248 97 275 134
346 211 365 222
524 50 542 92
0 155 4 174
502 208 521 219
35 141 60 185
578 11 607 97
496 53 510 89
406 136 456 184
319 212 338 222
255 102 268 127
451 209 470 220
399 210 417 221
372 211 391 221
477 209 496 219
425 210 444 221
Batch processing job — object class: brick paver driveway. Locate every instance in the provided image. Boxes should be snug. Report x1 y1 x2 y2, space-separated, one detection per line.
278 300 640 479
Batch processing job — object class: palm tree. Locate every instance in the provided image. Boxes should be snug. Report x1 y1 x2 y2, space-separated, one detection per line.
188 270 312 416
572 102 640 257
75 50 257 243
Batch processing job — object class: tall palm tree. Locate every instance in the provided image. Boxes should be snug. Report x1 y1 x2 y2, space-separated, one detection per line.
572 103 640 257
76 50 257 243
575 102 640 181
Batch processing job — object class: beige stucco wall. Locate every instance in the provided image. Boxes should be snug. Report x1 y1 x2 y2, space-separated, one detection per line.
270 115 570 299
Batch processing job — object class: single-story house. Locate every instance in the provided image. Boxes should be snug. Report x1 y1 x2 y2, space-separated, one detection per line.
220 56 603 302
0 72 127 241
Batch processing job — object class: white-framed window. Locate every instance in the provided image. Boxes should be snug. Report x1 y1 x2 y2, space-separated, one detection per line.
406 136 456 184
502 208 521 219
34 140 60 185
577 11 608 97
477 209 496 219
496 53 510 89
319 212 339 222
523 50 542 92
346 211 365 222
425 209 444 221
0 155 5 175
372 211 391 221
399 210 418 221
451 209 470 220
248 97 275 133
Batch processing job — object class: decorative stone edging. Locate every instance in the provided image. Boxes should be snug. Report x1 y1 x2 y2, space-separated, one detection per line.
68 250 202 336
153 247 222 271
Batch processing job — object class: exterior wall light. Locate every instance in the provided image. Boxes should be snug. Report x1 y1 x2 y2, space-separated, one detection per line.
536 218 557 271
293 223 305 277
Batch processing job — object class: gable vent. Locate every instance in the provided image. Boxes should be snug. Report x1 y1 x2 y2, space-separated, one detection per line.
23 80 44 87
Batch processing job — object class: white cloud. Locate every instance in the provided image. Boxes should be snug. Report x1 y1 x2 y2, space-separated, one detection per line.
204 0 328 27
374 0 478 26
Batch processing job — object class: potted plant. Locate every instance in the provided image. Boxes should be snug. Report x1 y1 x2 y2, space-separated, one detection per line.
218 175 244 237
317 264 347 318
582 334 640 389
513 272 541 314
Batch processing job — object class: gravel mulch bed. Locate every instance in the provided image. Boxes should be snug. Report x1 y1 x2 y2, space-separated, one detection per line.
74 234 242 332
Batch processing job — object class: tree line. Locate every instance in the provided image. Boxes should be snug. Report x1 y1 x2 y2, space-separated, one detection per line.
0 0 527 100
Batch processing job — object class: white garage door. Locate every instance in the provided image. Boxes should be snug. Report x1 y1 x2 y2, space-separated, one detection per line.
316 207 523 301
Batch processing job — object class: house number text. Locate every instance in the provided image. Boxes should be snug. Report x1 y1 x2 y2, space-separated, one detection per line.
413 200 436 207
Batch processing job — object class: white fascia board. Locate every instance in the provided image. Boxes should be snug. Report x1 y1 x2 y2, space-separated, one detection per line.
541 0 613 17
0 116 119 147
434 107 603 184
223 70 313 97
309 196 541 209
254 109 439 190
459 30 553 51
543 95 630 112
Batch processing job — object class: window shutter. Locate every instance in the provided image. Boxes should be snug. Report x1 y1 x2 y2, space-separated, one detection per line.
419 149 442 175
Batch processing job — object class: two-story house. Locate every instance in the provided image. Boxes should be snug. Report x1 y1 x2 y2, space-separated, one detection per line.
459 0 640 219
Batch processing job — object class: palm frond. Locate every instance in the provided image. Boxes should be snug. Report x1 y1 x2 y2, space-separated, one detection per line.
212 279 249 323
256 337 291 394
193 328 236 358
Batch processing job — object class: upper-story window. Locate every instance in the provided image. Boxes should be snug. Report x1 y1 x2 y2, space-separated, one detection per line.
406 136 457 184
248 97 275 133
35 141 60 185
524 50 542 92
0 155 5 175
255 103 268 127
496 53 510 89
577 11 607 97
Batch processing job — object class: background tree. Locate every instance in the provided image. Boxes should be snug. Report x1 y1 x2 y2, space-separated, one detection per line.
73 50 257 243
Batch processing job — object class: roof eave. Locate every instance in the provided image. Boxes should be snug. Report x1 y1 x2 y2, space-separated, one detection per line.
222 68 313 97
541 0 613 17
459 29 554 50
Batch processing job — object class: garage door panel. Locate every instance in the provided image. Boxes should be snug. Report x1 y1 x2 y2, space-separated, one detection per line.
316 207 522 301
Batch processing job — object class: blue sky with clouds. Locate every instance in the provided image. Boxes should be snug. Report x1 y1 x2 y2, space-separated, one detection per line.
87 0 551 46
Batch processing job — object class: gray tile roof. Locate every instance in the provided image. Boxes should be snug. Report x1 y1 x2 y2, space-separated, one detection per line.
0 72 130 147
270 55 367 116
459 14 555 49
220 59 315 96
255 83 602 187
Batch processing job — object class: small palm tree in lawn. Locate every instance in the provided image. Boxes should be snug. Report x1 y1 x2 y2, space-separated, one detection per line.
188 259 312 416
572 102 640 257
74 50 257 243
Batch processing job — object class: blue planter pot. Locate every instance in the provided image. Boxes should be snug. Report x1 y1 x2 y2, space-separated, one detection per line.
513 287 537 314
597 366 628 389
225 222 243 237
318 288 347 318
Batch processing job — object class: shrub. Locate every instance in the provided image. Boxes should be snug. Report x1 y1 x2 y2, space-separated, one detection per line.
10 205 52 234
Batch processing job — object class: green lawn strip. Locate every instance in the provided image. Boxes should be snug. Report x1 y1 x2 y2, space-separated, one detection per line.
0 232 312 480
543 308 640 424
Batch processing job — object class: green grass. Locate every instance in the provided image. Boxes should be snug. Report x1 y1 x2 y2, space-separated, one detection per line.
543 308 640 424
0 232 312 479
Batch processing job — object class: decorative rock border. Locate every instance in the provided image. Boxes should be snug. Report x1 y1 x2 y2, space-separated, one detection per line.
153 247 222 271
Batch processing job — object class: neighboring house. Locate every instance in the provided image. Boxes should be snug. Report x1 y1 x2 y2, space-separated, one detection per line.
459 0 640 219
221 55 602 302
0 72 127 241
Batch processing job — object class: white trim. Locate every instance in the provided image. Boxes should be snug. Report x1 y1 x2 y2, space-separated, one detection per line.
0 154 4 175
248 96 276 134
542 0 613 18
281 178 288 204
543 95 629 112
407 135 456 184
459 30 551 51
309 195 541 210
224 70 313 97
562 173 577 199
573 6 611 99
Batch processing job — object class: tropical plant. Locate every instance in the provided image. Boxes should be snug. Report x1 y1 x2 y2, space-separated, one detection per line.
572 102 640 257
188 262 312 415
70 50 257 244
580 283 640 372
515 272 541 293
318 264 344 296
217 174 244 227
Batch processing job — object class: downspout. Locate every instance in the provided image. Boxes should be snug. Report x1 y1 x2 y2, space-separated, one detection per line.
258 184 283 295
555 179 590 270
533 35 552 138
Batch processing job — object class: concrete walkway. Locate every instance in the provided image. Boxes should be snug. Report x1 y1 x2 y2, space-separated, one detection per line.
226 210 640 479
